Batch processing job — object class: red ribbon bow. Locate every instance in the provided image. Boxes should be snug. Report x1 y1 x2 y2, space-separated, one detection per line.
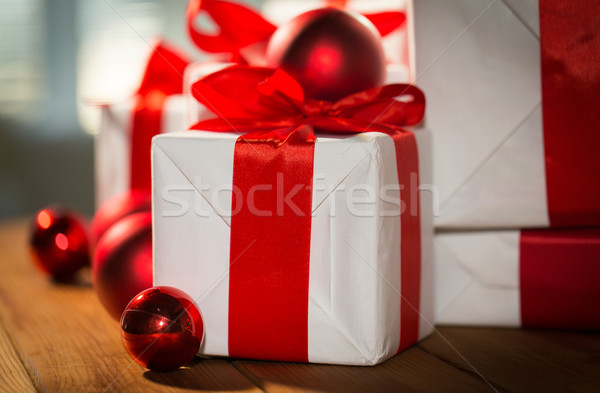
190 65 425 138
186 0 406 59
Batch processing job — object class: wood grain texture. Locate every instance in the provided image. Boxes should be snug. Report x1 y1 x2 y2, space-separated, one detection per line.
234 326 600 393
1 218 600 393
0 314 37 393
0 219 260 393
420 327 600 393
232 345 499 393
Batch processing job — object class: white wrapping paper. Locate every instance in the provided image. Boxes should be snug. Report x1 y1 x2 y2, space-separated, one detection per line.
152 129 434 365
414 0 548 228
94 95 186 207
434 230 522 327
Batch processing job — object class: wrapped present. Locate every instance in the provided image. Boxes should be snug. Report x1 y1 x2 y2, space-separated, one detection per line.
152 66 434 365
183 0 412 126
435 228 600 329
415 0 600 228
95 42 189 207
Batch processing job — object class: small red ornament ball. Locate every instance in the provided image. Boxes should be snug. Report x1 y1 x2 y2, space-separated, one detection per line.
29 207 90 281
266 7 386 101
121 286 204 372
93 212 153 320
91 190 151 246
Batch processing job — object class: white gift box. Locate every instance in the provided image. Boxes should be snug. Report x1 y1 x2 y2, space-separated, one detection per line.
435 230 524 327
94 95 186 207
414 0 556 228
434 228 600 329
152 129 434 365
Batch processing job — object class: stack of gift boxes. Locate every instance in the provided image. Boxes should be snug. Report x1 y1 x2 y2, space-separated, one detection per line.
95 0 599 365
415 0 600 329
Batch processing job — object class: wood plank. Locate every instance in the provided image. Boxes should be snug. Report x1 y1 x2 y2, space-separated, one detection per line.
0 314 37 393
3 215 600 393
420 326 600 393
0 219 261 393
232 343 500 393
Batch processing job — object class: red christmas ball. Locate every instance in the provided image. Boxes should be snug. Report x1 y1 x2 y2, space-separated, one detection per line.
29 207 90 281
266 7 386 101
92 212 153 320
121 286 204 372
91 190 151 246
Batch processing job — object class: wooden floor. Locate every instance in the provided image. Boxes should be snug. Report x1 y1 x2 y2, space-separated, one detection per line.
0 219 598 393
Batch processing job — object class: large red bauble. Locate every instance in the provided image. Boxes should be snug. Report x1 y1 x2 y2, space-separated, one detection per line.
29 207 90 281
121 286 204 372
91 190 151 246
92 212 153 320
266 8 386 101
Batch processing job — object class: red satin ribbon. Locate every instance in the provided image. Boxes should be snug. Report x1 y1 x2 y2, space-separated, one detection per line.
130 42 190 191
191 65 424 359
539 0 600 226
186 0 276 57
520 228 600 330
325 0 407 36
186 0 405 58
228 124 315 361
191 66 424 134
394 133 421 353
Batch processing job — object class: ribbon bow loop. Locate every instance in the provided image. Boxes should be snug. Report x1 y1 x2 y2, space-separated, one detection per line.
186 0 277 55
191 65 425 136
191 66 301 121
186 0 406 59
334 84 426 127
138 42 190 97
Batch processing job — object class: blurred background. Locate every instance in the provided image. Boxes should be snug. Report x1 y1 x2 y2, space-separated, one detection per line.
0 0 262 219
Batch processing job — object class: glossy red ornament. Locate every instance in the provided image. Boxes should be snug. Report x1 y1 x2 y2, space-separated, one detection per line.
93 212 153 320
266 7 386 101
91 190 151 245
121 286 204 372
29 207 90 281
